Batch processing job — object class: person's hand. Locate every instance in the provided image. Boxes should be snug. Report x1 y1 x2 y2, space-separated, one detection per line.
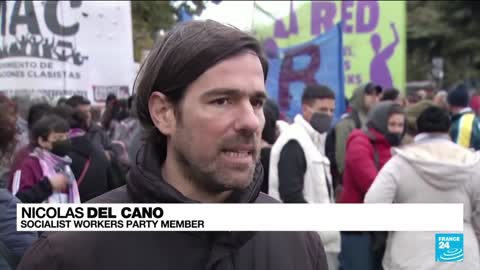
390 22 396 29
49 173 69 192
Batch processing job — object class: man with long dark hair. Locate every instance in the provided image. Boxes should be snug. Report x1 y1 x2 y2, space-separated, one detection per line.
18 20 328 270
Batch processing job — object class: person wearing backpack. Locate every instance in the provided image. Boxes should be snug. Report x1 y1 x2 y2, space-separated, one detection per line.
326 83 382 201
339 101 406 270
365 106 480 270
447 84 480 150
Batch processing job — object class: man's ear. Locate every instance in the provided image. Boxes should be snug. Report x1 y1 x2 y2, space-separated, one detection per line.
148 92 176 136
302 103 311 121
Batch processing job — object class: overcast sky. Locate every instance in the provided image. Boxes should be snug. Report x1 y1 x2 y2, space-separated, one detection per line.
197 1 304 31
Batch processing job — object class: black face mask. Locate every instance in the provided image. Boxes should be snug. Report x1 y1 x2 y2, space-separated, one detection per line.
385 132 403 146
50 139 72 157
309 112 332 134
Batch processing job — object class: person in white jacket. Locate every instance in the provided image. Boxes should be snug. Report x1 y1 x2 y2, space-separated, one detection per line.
365 106 480 270
269 85 340 270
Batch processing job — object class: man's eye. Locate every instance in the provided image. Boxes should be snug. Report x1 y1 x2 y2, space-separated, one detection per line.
251 99 265 108
212 98 230 106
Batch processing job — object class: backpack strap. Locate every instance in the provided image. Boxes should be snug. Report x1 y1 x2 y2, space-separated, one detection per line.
77 158 91 186
350 110 362 129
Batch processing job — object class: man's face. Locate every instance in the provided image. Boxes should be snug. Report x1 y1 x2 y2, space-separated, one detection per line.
165 52 266 193
364 92 380 111
77 104 92 127
303 98 336 122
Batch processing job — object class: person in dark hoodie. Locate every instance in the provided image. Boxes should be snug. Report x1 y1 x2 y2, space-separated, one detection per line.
339 101 406 270
65 95 114 158
51 106 119 202
0 95 37 269
17 20 328 270
260 99 280 194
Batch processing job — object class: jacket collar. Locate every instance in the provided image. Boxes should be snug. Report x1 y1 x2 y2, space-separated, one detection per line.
294 114 317 138
452 107 474 121
127 142 262 266
414 133 451 143
294 114 326 153
459 107 473 114
127 142 264 204
365 127 389 145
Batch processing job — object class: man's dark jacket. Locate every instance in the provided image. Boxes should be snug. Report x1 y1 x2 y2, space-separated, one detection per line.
17 143 328 270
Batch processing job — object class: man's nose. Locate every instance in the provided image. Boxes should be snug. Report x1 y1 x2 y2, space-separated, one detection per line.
234 101 262 133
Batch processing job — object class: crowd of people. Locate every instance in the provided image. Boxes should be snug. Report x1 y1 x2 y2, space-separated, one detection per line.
0 19 479 270
262 81 480 269
0 92 140 268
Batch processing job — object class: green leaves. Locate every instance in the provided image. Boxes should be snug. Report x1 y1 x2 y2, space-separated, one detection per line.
407 1 480 85
131 1 206 62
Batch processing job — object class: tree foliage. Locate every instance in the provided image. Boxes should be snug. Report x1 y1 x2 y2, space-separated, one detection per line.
131 1 206 62
407 1 480 87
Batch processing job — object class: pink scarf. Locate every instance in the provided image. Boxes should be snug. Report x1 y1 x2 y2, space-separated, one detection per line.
31 147 81 203
69 128 86 138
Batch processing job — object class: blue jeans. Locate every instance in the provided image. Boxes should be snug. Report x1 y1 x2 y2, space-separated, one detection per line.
339 232 373 270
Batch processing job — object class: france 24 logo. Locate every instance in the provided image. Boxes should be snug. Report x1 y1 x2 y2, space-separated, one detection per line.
435 233 464 262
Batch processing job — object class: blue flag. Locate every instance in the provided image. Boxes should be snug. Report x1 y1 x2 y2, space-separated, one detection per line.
265 23 345 122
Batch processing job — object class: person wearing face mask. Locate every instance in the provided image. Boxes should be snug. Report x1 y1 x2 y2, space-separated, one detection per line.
365 106 480 270
339 101 405 270
9 114 80 204
269 85 339 270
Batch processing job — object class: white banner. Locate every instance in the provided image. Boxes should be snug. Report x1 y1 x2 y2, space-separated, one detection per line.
17 204 464 232
0 1 135 104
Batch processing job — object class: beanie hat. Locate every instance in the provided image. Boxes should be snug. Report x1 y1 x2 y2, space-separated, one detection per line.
367 101 405 135
447 84 470 107
417 106 451 134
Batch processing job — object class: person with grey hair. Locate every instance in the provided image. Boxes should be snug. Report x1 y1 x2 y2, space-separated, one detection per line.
18 20 328 270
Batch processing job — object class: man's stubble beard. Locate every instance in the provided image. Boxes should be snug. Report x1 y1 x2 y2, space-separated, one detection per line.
172 128 260 195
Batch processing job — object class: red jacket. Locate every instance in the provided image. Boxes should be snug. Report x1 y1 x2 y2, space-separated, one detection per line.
9 155 44 193
340 128 393 203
